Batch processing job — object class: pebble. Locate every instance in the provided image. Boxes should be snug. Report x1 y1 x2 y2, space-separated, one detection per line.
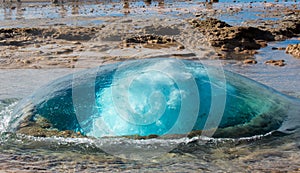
55 48 73 55
34 44 41 48
21 59 31 64
243 59 257 64
177 45 185 50
34 57 44 61
278 47 286 50
256 40 268 47
32 65 42 69
234 47 241 52
265 59 285 66
72 41 81 45
72 57 78 62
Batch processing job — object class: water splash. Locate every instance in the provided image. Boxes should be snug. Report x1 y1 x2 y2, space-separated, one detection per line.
0 99 18 133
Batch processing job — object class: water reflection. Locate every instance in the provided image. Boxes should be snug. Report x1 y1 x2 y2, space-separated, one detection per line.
122 0 166 15
1 2 24 20
2 2 12 20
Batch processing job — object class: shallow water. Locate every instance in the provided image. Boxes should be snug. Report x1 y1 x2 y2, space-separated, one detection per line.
224 37 300 97
0 0 299 27
0 0 300 172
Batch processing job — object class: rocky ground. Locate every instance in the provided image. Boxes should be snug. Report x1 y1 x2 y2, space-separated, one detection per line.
0 1 299 69
0 26 103 68
189 12 300 62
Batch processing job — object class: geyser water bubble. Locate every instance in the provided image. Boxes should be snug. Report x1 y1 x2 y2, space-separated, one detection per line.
8 58 300 140
87 59 200 137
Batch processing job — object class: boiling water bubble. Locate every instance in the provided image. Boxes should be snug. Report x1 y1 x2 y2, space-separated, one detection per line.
89 59 200 137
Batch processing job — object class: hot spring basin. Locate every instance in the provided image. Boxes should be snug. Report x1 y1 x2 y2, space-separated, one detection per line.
10 58 300 138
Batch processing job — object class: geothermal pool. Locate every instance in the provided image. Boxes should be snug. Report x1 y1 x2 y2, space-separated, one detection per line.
0 0 300 172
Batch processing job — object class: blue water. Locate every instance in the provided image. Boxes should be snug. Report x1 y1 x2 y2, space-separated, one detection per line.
9 58 298 139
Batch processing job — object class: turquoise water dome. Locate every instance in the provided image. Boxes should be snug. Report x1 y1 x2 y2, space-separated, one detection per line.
10 58 299 138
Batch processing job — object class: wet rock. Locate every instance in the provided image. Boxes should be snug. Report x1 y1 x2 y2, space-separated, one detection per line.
0 26 101 46
256 40 268 47
248 13 300 41
187 130 203 138
265 59 286 66
177 45 185 50
125 35 174 44
101 34 122 42
120 134 159 140
189 18 274 59
234 47 241 52
220 44 229 51
240 50 258 55
190 14 300 60
34 114 52 129
144 25 181 36
0 28 46 38
267 20 300 41
72 41 81 45
122 34 179 49
272 47 286 50
243 59 257 64
32 65 42 69
53 31 93 41
17 114 85 138
21 59 31 64
34 44 41 48
285 44 300 58
189 18 231 30
55 48 73 55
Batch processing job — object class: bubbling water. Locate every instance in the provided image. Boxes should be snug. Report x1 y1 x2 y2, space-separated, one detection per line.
90 60 200 137
6 58 299 140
